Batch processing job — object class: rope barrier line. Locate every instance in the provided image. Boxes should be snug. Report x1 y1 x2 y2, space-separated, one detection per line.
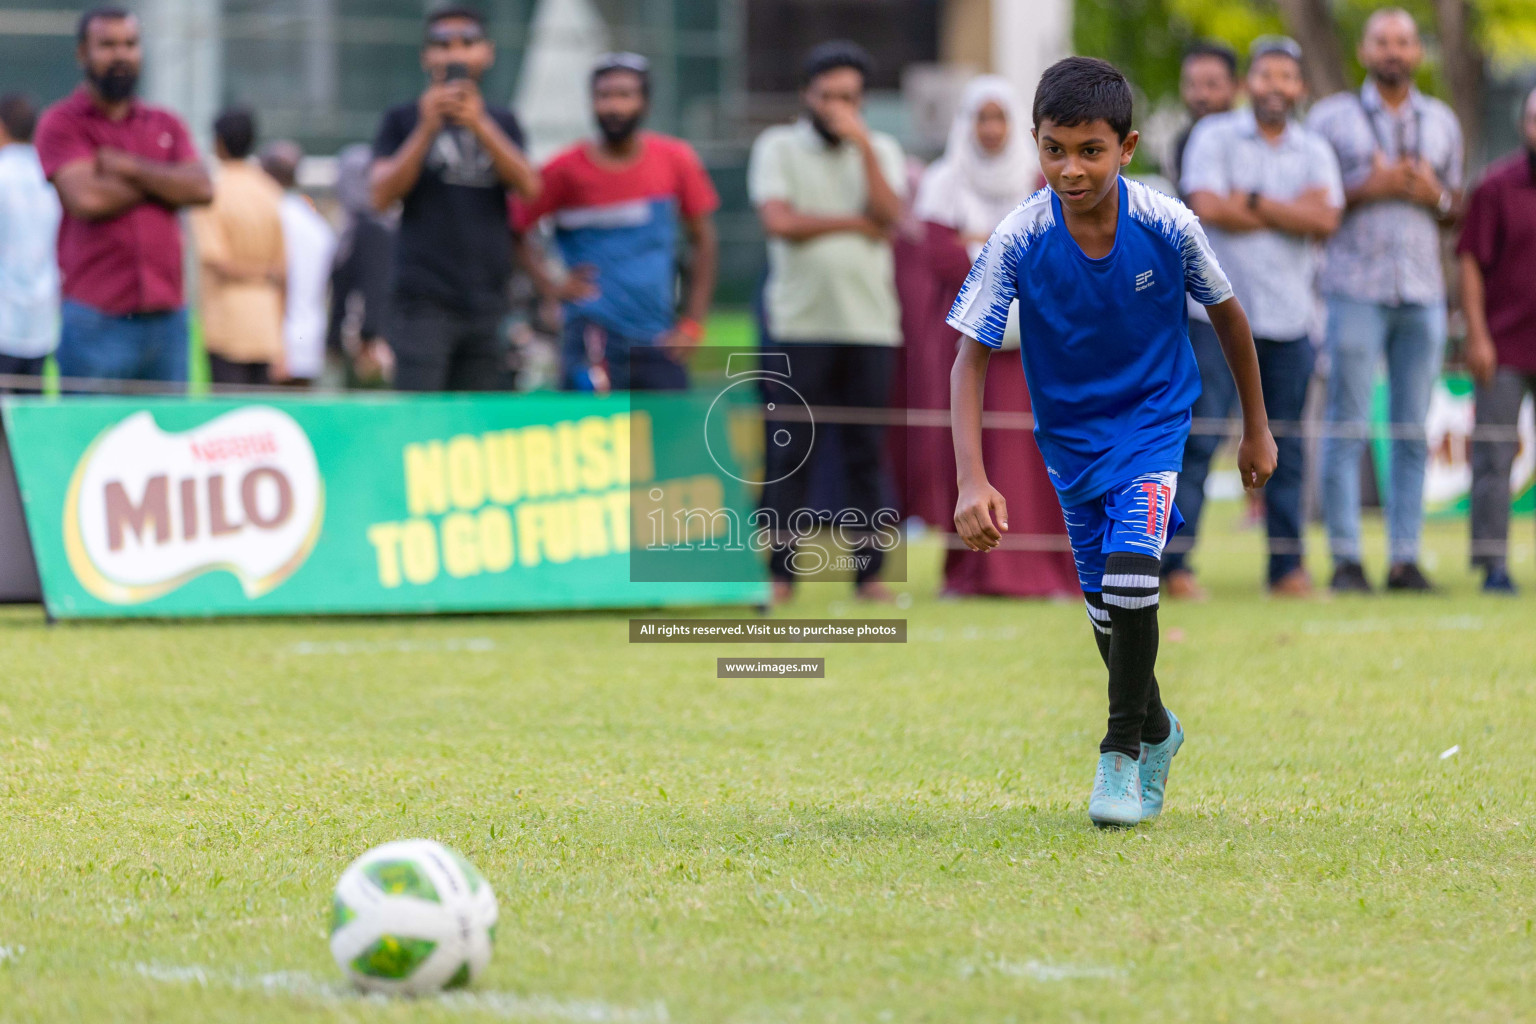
0 374 1526 441
760 404 1526 443
0 372 292 396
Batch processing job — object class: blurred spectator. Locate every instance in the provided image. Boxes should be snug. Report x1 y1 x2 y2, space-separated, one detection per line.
329 144 396 387
1170 37 1343 598
514 52 719 392
749 41 906 603
190 108 286 388
1161 42 1242 601
1307 8 1463 593
369 5 539 392
1167 41 1239 197
906 76 1076 598
0 93 61 395
262 140 337 387
1459 85 1536 595
34 6 212 388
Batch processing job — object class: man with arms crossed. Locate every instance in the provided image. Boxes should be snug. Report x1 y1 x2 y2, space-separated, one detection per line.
34 6 212 387
1172 36 1342 596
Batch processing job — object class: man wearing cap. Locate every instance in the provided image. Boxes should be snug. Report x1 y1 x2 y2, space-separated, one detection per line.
370 4 539 392
1306 8 1463 593
1171 36 1343 597
514 52 720 391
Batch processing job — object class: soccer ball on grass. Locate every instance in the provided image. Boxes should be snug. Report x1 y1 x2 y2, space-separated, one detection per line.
329 838 498 995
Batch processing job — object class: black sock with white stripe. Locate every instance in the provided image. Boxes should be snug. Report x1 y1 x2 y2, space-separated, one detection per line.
1098 552 1165 759
1084 588 1171 748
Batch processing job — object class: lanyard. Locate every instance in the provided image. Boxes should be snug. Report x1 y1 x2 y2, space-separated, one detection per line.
1359 86 1425 161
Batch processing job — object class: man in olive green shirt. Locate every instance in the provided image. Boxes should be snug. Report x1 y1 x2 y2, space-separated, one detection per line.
748 40 906 603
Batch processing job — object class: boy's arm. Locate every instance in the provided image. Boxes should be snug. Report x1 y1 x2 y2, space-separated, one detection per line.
950 338 1008 551
1204 297 1278 491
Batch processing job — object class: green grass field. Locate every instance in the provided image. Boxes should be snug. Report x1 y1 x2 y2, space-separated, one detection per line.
1 501 1533 1022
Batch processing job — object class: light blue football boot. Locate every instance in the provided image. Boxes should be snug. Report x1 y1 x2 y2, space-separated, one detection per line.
1088 750 1143 828
1138 708 1184 821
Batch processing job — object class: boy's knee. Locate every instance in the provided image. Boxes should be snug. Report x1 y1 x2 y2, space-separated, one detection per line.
1101 552 1161 611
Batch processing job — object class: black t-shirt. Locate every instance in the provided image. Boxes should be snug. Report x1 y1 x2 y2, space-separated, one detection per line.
372 102 525 313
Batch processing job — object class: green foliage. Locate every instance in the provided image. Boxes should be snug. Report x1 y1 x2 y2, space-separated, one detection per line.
1480 0 1536 67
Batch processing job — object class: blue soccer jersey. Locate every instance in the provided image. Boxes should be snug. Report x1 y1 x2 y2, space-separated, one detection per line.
947 176 1233 507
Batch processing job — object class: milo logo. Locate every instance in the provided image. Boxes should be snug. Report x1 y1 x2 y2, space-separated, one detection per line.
63 407 324 604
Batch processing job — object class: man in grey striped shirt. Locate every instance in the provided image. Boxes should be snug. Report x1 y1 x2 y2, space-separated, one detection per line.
1306 7 1463 593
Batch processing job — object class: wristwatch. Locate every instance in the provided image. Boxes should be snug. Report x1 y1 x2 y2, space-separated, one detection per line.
1435 189 1453 217
1246 190 1262 211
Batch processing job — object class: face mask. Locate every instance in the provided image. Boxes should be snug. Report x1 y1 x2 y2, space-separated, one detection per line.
90 64 139 102
597 112 642 145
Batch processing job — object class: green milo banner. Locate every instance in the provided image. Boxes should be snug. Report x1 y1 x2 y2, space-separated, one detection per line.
1 393 767 619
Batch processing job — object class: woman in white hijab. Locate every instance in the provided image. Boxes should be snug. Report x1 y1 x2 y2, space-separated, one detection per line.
898 75 1078 598
914 75 1036 257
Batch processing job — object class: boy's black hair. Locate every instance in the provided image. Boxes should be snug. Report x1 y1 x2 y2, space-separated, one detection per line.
214 107 257 159
0 93 37 143
76 5 132 46
425 4 486 35
1182 40 1238 80
1032 56 1134 141
800 40 873 89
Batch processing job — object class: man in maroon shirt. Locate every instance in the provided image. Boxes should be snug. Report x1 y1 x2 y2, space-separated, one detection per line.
1459 84 1536 594
33 6 212 387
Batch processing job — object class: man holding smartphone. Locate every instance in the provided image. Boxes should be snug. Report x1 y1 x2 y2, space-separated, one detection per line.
370 4 539 391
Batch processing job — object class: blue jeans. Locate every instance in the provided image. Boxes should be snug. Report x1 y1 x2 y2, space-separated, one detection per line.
1321 297 1446 565
56 301 189 387
1163 320 1316 584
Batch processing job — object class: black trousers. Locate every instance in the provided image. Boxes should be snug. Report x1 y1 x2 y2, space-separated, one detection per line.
392 297 506 392
208 354 270 388
0 353 47 394
758 341 896 584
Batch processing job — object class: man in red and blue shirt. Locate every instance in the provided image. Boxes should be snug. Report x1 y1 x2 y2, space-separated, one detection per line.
514 52 719 391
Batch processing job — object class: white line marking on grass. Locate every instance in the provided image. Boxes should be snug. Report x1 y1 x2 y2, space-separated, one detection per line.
0 945 24 965
958 956 1126 982
130 963 669 1021
283 638 497 656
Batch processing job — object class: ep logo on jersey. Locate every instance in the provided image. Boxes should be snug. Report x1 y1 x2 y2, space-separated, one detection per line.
1134 269 1155 292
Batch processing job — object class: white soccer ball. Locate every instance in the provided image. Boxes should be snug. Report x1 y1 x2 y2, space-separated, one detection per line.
329 839 498 995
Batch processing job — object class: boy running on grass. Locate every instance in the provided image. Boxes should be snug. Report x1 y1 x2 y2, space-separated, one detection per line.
948 57 1277 827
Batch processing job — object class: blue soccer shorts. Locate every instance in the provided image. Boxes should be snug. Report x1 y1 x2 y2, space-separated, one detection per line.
1060 470 1185 594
